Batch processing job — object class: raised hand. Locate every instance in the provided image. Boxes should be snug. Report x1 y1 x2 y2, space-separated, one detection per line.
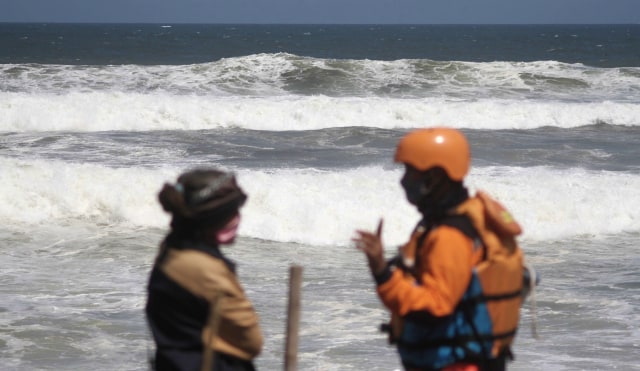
353 219 386 276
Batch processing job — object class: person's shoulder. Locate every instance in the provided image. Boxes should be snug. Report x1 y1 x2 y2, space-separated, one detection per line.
424 220 476 254
161 248 240 299
169 248 229 272
437 214 478 240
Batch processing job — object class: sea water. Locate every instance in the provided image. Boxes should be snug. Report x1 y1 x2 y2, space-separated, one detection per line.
1 24 640 370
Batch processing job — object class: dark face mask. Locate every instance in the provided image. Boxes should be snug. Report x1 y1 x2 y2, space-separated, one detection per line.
401 166 464 219
401 166 433 206
401 175 426 206
403 171 470 223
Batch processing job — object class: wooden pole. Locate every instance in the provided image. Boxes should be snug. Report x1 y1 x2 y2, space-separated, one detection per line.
284 265 303 371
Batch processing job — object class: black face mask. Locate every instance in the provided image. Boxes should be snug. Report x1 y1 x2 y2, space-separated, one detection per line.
401 175 428 206
401 169 469 221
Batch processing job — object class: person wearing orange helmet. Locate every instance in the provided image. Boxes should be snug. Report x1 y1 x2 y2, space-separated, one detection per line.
354 128 526 371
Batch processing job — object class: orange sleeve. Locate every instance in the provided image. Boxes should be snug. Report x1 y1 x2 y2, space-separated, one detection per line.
376 225 476 317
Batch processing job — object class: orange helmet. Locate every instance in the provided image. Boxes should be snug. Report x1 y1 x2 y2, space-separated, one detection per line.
394 127 470 181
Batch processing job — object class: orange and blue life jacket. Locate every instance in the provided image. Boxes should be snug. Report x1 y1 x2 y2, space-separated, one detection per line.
380 192 527 370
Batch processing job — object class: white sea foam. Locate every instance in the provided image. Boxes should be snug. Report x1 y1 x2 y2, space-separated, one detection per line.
2 55 639 101
0 158 175 226
2 157 639 246
1 92 639 132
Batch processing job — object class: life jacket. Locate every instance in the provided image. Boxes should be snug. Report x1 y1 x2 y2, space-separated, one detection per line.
388 191 526 370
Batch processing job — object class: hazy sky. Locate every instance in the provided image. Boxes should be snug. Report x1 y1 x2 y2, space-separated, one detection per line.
2 0 639 24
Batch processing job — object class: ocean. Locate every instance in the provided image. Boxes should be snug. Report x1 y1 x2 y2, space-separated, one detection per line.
1 23 639 370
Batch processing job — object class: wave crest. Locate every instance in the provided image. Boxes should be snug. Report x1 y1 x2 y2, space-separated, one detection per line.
1 54 638 101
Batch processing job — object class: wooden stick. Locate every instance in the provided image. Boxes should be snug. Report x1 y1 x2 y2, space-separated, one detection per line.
202 293 224 371
284 265 303 371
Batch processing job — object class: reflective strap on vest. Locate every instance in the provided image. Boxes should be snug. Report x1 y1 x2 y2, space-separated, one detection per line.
462 288 523 305
397 328 518 350
396 289 521 351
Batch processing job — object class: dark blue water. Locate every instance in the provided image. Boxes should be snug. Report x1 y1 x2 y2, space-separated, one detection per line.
1 23 639 67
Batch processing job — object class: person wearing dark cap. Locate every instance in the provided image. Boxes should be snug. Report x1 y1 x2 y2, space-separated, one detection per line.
146 168 263 371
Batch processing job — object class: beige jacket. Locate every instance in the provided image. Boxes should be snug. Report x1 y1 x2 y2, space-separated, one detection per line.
160 248 263 360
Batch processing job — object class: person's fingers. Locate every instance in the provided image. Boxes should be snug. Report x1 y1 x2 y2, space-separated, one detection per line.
354 229 373 237
354 231 374 242
352 237 369 251
352 226 384 255
376 218 383 238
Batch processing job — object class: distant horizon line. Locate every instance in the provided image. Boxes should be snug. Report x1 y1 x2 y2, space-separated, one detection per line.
1 21 639 26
